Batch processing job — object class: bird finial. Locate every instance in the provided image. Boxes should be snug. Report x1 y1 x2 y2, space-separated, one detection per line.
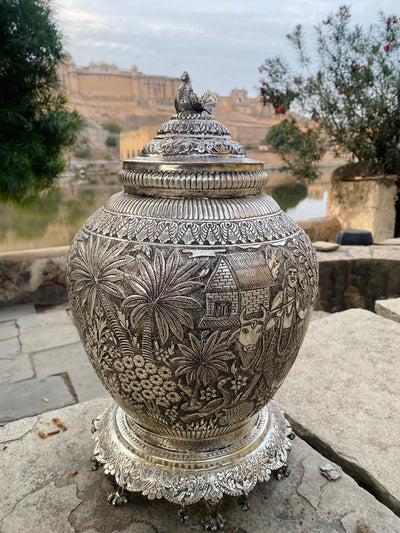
175 71 217 115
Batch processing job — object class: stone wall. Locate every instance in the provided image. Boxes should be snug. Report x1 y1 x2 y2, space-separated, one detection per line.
298 217 341 243
315 245 400 312
0 247 69 307
327 175 398 242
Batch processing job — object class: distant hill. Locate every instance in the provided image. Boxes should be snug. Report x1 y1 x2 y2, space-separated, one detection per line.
59 56 286 158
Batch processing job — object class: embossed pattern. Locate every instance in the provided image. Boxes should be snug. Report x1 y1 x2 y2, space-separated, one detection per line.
66 72 319 516
92 402 293 505
68 231 317 437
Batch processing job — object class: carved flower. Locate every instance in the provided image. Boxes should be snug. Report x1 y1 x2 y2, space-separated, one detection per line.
125 369 136 380
123 356 134 369
150 374 163 386
133 355 145 368
163 380 177 392
200 387 217 401
121 383 132 393
145 362 158 375
130 382 142 393
119 373 130 384
142 390 155 400
135 368 148 380
114 360 125 373
231 375 248 393
152 386 165 397
158 366 172 380
141 379 152 390
165 406 179 421
132 392 144 403
166 391 180 403
154 341 175 364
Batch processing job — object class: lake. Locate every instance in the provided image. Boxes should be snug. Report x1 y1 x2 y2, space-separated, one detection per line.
0 173 329 253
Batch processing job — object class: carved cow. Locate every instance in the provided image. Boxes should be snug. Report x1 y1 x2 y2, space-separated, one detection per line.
237 306 267 370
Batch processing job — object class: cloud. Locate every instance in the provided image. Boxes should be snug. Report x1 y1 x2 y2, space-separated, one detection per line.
53 0 400 96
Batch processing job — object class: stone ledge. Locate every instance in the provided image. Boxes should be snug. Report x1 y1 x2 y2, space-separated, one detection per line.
375 298 400 324
1 398 400 532
275 308 400 517
0 247 68 306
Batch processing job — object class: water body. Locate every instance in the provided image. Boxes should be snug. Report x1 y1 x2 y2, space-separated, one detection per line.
0 175 328 253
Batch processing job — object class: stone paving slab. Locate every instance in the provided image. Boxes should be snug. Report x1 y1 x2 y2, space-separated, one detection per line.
0 320 17 341
0 303 36 322
32 343 108 402
0 375 75 425
375 298 400 324
18 308 80 353
0 353 33 384
275 308 400 516
1 398 400 533
0 336 20 358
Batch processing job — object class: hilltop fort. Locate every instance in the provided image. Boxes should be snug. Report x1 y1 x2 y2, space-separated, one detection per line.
59 56 282 157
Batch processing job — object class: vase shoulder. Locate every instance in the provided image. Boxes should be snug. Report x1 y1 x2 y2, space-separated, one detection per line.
83 192 301 247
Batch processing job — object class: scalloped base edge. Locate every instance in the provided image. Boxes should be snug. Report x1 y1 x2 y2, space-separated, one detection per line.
92 401 293 507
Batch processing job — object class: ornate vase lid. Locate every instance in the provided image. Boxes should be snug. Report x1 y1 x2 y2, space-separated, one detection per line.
118 72 268 198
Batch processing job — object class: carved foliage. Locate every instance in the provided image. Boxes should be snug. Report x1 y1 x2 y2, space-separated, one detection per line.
84 208 299 245
93 402 293 505
141 136 245 156
67 230 318 437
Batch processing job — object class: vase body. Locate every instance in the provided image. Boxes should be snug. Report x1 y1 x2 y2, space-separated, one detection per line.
66 104 318 504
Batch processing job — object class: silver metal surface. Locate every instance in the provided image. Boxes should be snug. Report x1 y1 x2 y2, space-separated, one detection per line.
93 402 292 504
66 72 318 526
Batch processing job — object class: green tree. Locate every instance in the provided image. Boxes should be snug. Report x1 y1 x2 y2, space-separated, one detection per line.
105 136 117 148
265 120 302 150
101 121 122 134
258 6 400 181
0 0 84 204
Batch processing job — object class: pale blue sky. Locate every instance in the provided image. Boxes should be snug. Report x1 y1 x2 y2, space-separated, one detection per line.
54 0 400 96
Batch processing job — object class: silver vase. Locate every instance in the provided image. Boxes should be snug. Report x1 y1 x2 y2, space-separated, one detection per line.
66 72 318 528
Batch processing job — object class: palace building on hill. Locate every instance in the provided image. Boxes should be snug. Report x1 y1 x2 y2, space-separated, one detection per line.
59 56 282 158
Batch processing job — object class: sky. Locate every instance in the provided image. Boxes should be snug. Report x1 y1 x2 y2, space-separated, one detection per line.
53 0 400 97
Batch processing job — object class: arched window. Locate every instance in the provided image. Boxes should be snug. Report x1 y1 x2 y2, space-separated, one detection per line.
127 150 130 158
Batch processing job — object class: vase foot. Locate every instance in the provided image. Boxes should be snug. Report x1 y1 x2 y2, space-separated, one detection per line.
108 485 129 506
92 401 292 524
202 500 224 531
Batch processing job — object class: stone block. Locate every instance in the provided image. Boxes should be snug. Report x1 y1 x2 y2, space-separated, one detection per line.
0 303 35 323
0 375 75 425
0 337 20 359
0 354 34 384
312 241 340 252
275 308 400 515
18 309 80 353
0 247 68 306
32 343 108 402
0 320 18 341
327 175 398 243
1 398 400 532
375 298 400 324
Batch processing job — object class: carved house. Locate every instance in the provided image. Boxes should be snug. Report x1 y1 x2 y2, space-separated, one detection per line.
199 251 274 329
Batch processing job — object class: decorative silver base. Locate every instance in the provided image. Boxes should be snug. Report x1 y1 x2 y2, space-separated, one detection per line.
92 402 293 518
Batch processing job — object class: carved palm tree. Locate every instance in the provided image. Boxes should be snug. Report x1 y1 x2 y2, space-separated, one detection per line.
123 250 203 362
68 235 134 359
174 330 234 409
